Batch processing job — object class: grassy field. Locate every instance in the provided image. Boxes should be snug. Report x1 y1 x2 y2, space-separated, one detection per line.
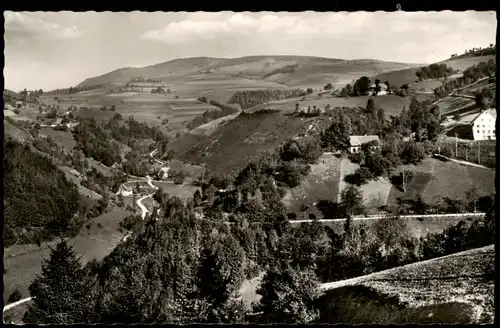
356 245 494 323
316 216 473 239
38 128 77 152
283 153 342 214
385 157 495 207
152 181 200 201
370 55 495 90
3 209 132 305
3 119 33 142
248 94 419 117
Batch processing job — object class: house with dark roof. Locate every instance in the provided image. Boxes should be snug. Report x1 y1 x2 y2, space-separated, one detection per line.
348 135 381 153
447 109 496 140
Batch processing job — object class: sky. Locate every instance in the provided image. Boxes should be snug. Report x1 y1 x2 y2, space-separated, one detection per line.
4 11 497 91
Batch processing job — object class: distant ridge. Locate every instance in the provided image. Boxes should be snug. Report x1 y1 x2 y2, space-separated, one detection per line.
76 55 421 89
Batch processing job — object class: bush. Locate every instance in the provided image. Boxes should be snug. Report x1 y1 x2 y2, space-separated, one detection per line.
8 289 22 303
399 141 426 164
348 151 365 164
344 167 374 186
173 170 187 185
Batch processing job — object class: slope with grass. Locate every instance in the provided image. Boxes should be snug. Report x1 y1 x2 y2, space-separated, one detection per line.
332 245 495 323
76 56 420 90
248 94 416 117
371 55 495 91
175 111 307 176
385 157 495 207
3 209 133 305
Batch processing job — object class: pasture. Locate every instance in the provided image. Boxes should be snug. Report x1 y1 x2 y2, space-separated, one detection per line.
38 128 77 152
385 157 495 207
3 209 132 304
357 245 494 323
282 153 342 214
249 94 421 117
152 181 200 201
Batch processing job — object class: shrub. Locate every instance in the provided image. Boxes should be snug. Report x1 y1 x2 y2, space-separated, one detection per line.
8 289 22 303
344 167 373 186
399 141 426 164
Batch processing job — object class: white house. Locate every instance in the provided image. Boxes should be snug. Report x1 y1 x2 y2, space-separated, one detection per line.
448 109 496 141
348 135 381 154
367 83 388 96
156 167 170 180
117 184 133 197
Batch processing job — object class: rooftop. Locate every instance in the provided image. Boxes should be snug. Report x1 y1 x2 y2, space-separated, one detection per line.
349 135 380 147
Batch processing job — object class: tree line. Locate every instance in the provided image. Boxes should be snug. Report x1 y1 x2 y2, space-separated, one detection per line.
415 63 456 81
449 44 496 60
228 88 306 109
434 59 496 98
187 98 240 130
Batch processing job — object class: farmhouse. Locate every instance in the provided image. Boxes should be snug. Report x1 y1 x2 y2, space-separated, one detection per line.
348 135 381 153
367 83 389 96
15 101 23 109
156 167 171 180
117 184 133 197
447 109 496 141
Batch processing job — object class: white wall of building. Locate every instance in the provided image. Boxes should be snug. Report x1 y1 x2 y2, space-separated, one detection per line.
472 111 496 140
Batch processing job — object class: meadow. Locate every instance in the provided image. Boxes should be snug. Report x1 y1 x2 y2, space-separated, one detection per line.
38 128 77 152
385 157 495 207
247 94 433 117
357 245 494 323
3 209 132 304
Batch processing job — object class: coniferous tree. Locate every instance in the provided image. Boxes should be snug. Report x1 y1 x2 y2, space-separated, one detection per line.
24 240 90 324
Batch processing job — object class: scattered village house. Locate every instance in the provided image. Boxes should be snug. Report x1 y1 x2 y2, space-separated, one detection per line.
117 184 133 197
348 135 381 153
15 101 23 109
367 82 389 96
447 109 496 141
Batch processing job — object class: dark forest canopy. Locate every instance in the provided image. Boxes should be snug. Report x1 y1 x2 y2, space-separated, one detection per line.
3 138 80 247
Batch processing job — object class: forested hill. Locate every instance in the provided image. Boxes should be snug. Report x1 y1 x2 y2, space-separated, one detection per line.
3 137 81 247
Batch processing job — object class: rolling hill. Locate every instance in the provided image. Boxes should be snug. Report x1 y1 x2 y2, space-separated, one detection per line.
76 56 421 93
371 55 496 91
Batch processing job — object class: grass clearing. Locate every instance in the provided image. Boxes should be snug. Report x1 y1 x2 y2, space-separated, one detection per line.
318 216 468 238
358 245 494 323
249 94 414 117
283 153 342 213
38 128 77 152
316 284 476 324
152 181 200 201
3 209 132 305
386 157 494 207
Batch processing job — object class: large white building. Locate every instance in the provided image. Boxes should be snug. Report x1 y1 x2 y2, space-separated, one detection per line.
449 109 496 140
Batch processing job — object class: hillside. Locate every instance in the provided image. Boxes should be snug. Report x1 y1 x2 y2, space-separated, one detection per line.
371 55 495 90
76 56 420 92
173 111 323 176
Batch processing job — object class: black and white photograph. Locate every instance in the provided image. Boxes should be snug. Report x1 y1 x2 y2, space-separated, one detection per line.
2 10 496 324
